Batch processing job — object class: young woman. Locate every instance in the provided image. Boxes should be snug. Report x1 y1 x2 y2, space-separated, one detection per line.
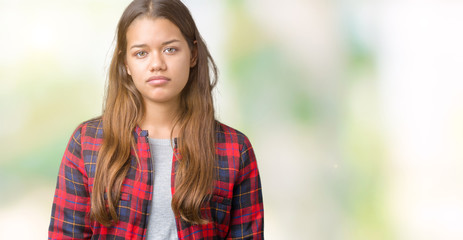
48 0 264 239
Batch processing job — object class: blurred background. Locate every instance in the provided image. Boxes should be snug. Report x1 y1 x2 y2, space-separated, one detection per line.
1 0 463 239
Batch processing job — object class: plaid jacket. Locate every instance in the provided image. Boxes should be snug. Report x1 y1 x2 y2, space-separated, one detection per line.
48 118 264 239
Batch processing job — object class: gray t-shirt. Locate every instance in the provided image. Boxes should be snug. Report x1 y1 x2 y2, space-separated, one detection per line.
145 138 178 240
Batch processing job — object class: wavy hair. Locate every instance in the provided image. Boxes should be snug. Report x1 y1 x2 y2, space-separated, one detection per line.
90 0 218 226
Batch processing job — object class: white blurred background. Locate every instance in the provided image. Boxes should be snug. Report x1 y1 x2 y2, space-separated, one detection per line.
1 0 462 239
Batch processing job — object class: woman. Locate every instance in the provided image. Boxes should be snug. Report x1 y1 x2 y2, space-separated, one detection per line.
48 0 264 239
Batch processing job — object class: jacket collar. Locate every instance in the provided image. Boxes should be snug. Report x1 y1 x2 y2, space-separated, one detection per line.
134 125 149 137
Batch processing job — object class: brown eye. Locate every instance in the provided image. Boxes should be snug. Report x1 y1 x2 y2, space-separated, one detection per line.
135 51 147 57
163 48 177 54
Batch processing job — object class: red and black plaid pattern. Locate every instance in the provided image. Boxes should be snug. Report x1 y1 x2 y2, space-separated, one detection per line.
49 118 264 239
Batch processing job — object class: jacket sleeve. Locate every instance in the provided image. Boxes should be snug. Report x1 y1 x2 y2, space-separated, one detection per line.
227 136 264 239
48 125 93 239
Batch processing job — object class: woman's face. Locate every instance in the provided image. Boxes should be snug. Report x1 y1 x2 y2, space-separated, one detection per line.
125 17 196 105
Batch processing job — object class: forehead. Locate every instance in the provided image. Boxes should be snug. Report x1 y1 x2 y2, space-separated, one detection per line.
126 17 185 45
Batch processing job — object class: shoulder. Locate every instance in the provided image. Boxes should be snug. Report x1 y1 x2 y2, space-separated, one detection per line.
79 117 103 135
215 121 253 152
69 117 103 143
80 116 102 130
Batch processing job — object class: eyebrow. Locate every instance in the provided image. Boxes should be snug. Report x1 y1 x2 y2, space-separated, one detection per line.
129 39 181 49
162 39 181 45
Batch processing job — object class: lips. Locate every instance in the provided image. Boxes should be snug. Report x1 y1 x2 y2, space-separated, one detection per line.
147 75 170 85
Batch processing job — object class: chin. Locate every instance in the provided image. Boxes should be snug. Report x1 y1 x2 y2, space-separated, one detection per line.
147 96 178 104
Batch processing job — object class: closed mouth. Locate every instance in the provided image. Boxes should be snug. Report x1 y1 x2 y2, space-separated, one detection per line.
147 76 170 82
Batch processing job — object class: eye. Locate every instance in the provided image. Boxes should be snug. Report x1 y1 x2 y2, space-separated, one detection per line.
135 51 147 58
163 47 177 54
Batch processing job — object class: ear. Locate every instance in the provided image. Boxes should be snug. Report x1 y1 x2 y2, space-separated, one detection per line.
121 50 132 76
190 40 198 68
125 60 132 76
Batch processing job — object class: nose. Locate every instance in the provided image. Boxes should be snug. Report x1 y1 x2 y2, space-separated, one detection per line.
150 52 166 72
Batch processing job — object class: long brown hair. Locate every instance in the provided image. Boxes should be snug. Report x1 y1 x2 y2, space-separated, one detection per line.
90 0 218 226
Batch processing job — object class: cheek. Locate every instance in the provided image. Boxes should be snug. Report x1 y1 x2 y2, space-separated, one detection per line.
126 60 145 78
175 58 192 80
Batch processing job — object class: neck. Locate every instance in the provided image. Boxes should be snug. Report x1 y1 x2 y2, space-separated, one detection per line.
139 99 181 139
